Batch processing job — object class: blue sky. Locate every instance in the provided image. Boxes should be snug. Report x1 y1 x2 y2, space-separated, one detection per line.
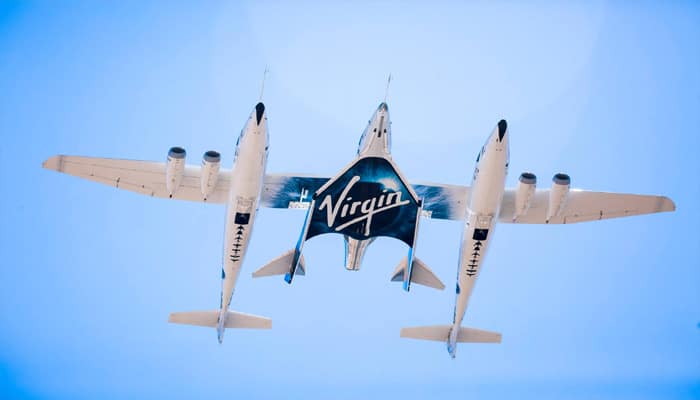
1 1 698 399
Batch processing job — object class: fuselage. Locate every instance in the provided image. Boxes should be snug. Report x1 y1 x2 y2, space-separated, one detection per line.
343 102 392 270
448 120 509 357
218 102 269 342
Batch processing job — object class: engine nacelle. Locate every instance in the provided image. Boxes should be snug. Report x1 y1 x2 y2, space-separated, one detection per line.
200 150 221 199
513 172 537 221
166 146 186 196
546 173 570 222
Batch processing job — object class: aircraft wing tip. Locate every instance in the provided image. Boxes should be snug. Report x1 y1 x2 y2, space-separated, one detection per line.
660 196 676 212
42 155 63 171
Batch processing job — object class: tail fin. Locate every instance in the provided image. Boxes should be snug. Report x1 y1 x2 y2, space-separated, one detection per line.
168 310 271 329
390 256 445 290
400 325 501 343
252 249 306 278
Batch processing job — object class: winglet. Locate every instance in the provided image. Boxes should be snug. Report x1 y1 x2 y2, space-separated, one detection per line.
390 256 445 290
253 249 306 278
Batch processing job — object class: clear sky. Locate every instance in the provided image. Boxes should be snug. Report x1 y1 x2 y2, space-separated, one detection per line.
1 1 698 399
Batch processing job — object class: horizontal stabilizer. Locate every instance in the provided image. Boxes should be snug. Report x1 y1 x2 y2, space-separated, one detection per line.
252 249 306 278
390 256 445 290
168 310 271 329
401 325 501 343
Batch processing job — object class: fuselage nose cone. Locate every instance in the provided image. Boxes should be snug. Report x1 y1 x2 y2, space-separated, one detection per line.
497 119 507 141
378 102 388 112
255 102 265 125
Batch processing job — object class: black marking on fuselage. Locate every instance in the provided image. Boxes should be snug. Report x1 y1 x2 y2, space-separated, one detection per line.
473 229 488 241
498 119 507 141
235 212 251 225
255 102 265 125
230 223 247 263
465 238 485 278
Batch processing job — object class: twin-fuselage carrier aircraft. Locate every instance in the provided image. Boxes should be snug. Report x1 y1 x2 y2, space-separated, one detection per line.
43 98 675 357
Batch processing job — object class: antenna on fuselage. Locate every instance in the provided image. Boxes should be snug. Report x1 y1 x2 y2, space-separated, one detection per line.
383 73 392 103
258 66 269 102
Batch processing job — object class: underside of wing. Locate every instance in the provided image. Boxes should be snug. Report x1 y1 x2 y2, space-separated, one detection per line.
499 189 675 224
412 182 470 220
261 174 329 209
42 155 230 203
261 174 470 221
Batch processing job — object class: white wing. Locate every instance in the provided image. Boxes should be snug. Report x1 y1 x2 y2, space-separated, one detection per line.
260 173 328 209
43 155 471 219
499 189 675 224
42 155 230 203
412 181 469 220
261 174 470 221
45 156 671 225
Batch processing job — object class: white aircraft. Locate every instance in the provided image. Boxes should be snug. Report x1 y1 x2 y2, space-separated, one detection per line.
399 119 676 358
43 99 675 350
43 102 275 343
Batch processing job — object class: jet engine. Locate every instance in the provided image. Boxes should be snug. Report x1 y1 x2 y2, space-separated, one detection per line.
512 172 537 221
166 146 186 196
200 150 221 199
546 173 570 223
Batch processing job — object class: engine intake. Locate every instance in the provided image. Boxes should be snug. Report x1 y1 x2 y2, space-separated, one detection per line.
166 147 186 196
513 172 537 221
168 146 186 159
201 150 221 199
552 173 570 186
547 173 570 222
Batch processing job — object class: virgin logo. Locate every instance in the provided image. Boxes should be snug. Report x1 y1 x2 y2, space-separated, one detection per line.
318 175 410 236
